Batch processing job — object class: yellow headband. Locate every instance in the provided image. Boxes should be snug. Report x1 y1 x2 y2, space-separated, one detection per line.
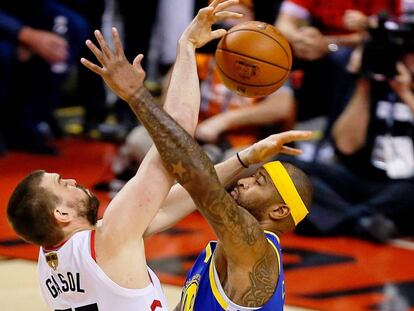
262 161 308 225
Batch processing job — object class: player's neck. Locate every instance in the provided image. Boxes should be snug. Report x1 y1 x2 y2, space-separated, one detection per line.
62 223 96 242
41 225 94 249
259 219 283 238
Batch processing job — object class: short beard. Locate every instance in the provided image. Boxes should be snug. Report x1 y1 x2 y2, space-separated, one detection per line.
77 185 100 226
84 195 100 225
235 193 273 222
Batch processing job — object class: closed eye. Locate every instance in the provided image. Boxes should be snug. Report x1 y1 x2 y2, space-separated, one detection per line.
256 175 265 186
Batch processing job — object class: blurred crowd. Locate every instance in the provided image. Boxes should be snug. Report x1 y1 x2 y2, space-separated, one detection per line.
2 0 414 242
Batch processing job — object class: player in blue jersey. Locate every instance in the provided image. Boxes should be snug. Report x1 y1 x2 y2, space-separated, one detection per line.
82 1 314 309
176 159 311 311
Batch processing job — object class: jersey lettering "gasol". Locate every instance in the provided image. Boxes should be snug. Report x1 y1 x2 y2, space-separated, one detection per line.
46 271 85 298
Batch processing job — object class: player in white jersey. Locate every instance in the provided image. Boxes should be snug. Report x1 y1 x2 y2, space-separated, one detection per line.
37 230 166 310
7 1 243 310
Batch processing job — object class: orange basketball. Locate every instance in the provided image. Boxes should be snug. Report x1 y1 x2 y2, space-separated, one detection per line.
215 21 292 98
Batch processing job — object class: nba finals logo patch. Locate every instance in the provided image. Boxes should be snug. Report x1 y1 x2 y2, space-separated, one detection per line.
45 252 59 271
181 274 201 311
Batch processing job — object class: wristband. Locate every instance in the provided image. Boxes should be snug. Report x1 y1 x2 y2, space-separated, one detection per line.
236 152 248 168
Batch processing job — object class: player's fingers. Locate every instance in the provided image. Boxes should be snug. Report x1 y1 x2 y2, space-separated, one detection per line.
210 29 227 40
214 11 243 22
278 130 313 144
85 40 104 63
94 30 112 58
111 27 125 58
280 146 303 155
133 54 144 70
80 58 104 75
209 0 227 9
197 6 214 19
215 0 240 11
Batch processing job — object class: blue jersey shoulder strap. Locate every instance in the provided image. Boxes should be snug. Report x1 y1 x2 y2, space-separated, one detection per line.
180 232 285 311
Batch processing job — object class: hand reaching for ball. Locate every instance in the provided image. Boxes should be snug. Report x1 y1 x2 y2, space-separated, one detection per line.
180 0 243 49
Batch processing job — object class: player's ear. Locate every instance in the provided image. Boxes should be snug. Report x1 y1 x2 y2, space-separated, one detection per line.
269 204 290 221
53 206 72 223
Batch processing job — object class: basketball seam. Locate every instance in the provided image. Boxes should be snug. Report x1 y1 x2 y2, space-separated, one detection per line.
225 28 292 65
216 63 289 87
217 48 290 71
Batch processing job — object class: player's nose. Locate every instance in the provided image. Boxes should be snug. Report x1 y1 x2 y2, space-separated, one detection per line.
237 177 252 188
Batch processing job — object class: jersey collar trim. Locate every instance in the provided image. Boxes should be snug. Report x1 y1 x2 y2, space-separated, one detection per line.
42 239 69 253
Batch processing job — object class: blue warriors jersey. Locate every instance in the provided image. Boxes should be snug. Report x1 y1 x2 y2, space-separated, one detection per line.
180 231 285 311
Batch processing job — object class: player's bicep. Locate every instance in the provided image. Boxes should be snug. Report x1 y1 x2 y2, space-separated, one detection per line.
101 148 174 240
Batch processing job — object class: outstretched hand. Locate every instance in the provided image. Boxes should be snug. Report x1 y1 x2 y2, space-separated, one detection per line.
238 130 314 166
181 0 243 49
81 28 145 102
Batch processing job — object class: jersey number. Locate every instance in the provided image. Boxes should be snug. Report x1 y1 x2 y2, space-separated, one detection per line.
56 303 98 311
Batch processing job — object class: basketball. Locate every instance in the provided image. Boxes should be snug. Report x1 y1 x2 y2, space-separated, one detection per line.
215 21 292 98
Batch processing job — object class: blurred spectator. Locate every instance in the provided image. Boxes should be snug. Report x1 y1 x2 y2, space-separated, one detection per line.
288 47 414 243
0 0 88 154
150 0 197 76
58 0 107 135
275 0 400 123
107 0 160 131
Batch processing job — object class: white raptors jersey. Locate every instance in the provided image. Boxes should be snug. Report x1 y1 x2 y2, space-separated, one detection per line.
37 230 168 311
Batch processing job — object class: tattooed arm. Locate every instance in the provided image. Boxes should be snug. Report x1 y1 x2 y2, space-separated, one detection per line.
127 86 312 264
